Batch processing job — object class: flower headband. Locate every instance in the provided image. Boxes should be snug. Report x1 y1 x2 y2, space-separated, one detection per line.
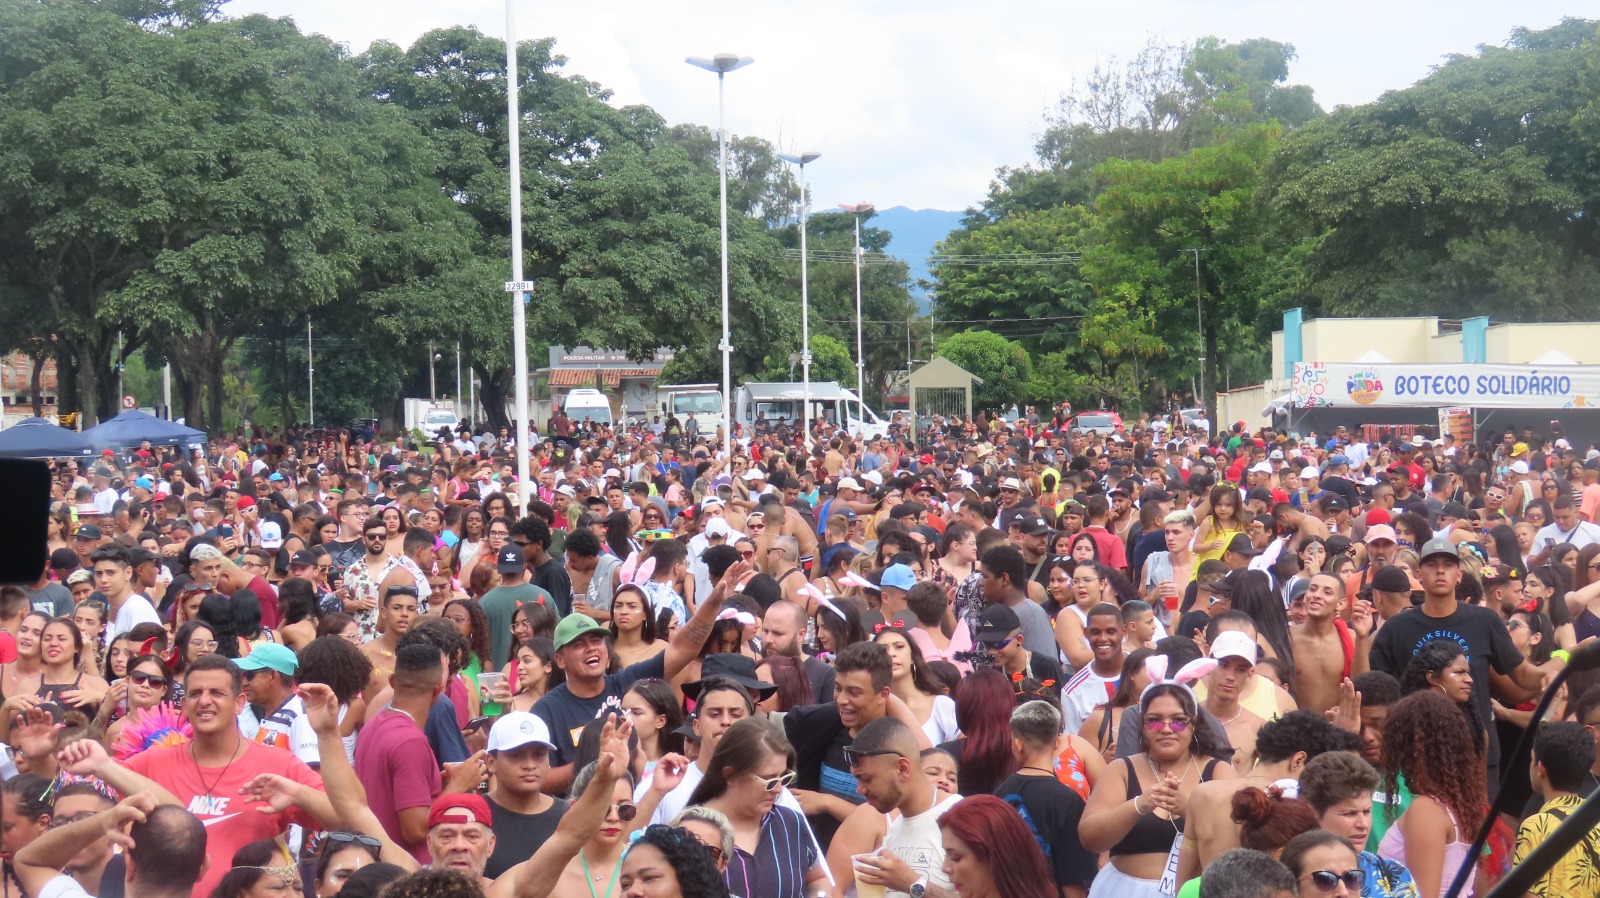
1138 653 1217 707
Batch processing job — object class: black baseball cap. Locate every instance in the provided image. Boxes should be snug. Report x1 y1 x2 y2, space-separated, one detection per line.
974 604 1022 644
289 550 318 568
1225 533 1261 557
496 544 526 573
74 524 102 540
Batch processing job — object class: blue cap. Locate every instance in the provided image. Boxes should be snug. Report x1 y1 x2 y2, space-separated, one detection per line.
268 472 285 482
881 563 917 591
233 643 299 676
134 476 154 489
1328 454 1351 468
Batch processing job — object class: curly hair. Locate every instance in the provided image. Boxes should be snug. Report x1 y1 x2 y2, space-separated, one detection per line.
1138 683 1229 760
443 599 491 670
379 869 483 898
623 824 730 898
1399 639 1487 758
1380 690 1486 830
296 636 373 705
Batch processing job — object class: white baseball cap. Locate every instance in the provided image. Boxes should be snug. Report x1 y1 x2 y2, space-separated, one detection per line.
1510 460 1530 475
706 518 731 538
486 711 557 753
258 521 283 550
1210 631 1258 666
1249 462 1274 474
837 477 863 491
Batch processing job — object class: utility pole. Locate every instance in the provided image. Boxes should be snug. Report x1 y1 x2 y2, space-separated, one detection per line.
1190 248 1206 414
306 315 314 427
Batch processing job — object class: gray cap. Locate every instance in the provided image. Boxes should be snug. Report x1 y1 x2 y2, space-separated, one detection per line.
1418 538 1459 564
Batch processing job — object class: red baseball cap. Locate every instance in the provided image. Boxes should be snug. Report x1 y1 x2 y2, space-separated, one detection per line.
235 495 255 509
427 793 491 829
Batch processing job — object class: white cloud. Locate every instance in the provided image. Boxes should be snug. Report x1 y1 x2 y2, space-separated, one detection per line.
226 0 1581 210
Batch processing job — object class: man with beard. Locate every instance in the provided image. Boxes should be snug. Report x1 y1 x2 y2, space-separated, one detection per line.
761 599 835 703
847 716 964 898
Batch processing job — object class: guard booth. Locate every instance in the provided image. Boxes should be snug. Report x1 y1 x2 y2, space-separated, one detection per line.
909 358 981 430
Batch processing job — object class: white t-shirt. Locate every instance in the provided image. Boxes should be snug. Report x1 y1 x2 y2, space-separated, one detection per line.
881 792 963 897
1535 520 1600 551
107 594 163 645
38 876 92 898
1060 664 1118 736
241 694 320 766
920 695 960 746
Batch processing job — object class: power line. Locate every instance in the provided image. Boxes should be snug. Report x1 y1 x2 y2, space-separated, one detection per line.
781 249 1083 267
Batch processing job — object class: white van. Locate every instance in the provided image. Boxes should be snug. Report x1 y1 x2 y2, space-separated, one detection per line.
733 382 889 440
561 389 614 427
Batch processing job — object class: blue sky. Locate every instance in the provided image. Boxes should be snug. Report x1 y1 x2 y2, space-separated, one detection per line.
226 0 1583 211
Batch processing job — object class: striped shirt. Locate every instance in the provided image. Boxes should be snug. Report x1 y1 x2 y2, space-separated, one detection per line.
724 805 820 898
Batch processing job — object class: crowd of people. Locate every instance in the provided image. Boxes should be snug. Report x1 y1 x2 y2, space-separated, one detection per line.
2 408 1599 898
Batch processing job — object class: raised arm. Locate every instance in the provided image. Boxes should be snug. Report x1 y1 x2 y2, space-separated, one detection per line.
55 738 180 807
488 714 634 898
14 792 159 898
662 560 752 679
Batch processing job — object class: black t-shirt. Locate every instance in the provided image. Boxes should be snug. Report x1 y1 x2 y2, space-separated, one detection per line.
995 773 1098 890
1369 603 1523 767
325 539 364 573
531 558 574 616
784 702 861 850
484 795 569 879
1016 652 1064 694
1319 475 1360 507
533 653 666 771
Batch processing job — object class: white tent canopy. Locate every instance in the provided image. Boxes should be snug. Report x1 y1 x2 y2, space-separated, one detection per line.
1529 348 1580 365
1351 350 1394 364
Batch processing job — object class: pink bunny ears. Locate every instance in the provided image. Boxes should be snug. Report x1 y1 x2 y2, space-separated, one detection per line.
839 571 879 592
618 551 655 586
1139 653 1217 704
716 608 757 627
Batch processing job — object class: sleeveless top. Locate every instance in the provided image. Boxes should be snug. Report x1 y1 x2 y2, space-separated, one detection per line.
1376 798 1475 898
36 671 84 706
1111 756 1224 857
1576 608 1600 644
1194 525 1245 566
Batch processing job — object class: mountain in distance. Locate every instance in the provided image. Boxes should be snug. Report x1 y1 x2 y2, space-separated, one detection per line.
874 205 966 310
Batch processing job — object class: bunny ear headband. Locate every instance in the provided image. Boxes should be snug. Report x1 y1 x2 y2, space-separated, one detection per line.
1139 654 1218 706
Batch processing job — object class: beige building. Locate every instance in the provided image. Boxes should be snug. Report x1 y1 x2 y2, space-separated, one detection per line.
1221 312 1600 428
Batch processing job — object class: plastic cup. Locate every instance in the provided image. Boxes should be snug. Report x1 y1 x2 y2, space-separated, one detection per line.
852 853 887 898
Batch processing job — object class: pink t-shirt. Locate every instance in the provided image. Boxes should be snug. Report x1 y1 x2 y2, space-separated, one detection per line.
353 708 440 864
125 741 323 898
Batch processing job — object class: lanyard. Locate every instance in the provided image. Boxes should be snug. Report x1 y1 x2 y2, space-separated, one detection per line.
580 852 619 898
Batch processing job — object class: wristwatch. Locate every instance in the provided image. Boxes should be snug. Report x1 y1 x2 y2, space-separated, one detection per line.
909 876 929 898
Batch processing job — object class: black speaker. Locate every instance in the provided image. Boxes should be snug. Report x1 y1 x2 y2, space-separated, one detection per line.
0 459 50 583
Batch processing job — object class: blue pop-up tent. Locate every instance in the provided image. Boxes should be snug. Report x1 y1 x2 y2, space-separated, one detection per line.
0 417 93 458
82 409 206 450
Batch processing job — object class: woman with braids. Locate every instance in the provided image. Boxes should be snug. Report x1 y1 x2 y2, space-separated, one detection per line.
618 824 731 898
1080 673 1237 898
1376 691 1485 898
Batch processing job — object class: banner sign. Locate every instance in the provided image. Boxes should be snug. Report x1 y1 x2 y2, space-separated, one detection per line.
1292 362 1598 410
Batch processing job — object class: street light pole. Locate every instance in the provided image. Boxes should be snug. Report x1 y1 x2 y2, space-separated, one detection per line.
505 0 532 514
306 315 314 427
686 53 753 463
839 202 874 400
779 151 820 450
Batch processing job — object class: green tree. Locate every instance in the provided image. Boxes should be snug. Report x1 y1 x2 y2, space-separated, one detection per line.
935 330 1031 409
1265 18 1600 321
755 334 854 384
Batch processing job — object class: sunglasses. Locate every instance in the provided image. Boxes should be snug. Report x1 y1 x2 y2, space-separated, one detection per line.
843 747 904 767
364 533 387 541
748 771 798 792
611 802 639 822
320 832 382 855
129 671 167 688
740 550 756 559
1306 870 1364 892
1143 717 1191 733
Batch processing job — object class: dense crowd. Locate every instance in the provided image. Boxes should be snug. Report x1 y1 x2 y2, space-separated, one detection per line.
3 408 1599 898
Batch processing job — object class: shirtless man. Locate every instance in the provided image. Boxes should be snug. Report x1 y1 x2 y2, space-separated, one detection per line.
1287 573 1373 718
360 573 421 695
754 496 820 578
1202 632 1266 771
1175 710 1356 887
1272 502 1330 552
